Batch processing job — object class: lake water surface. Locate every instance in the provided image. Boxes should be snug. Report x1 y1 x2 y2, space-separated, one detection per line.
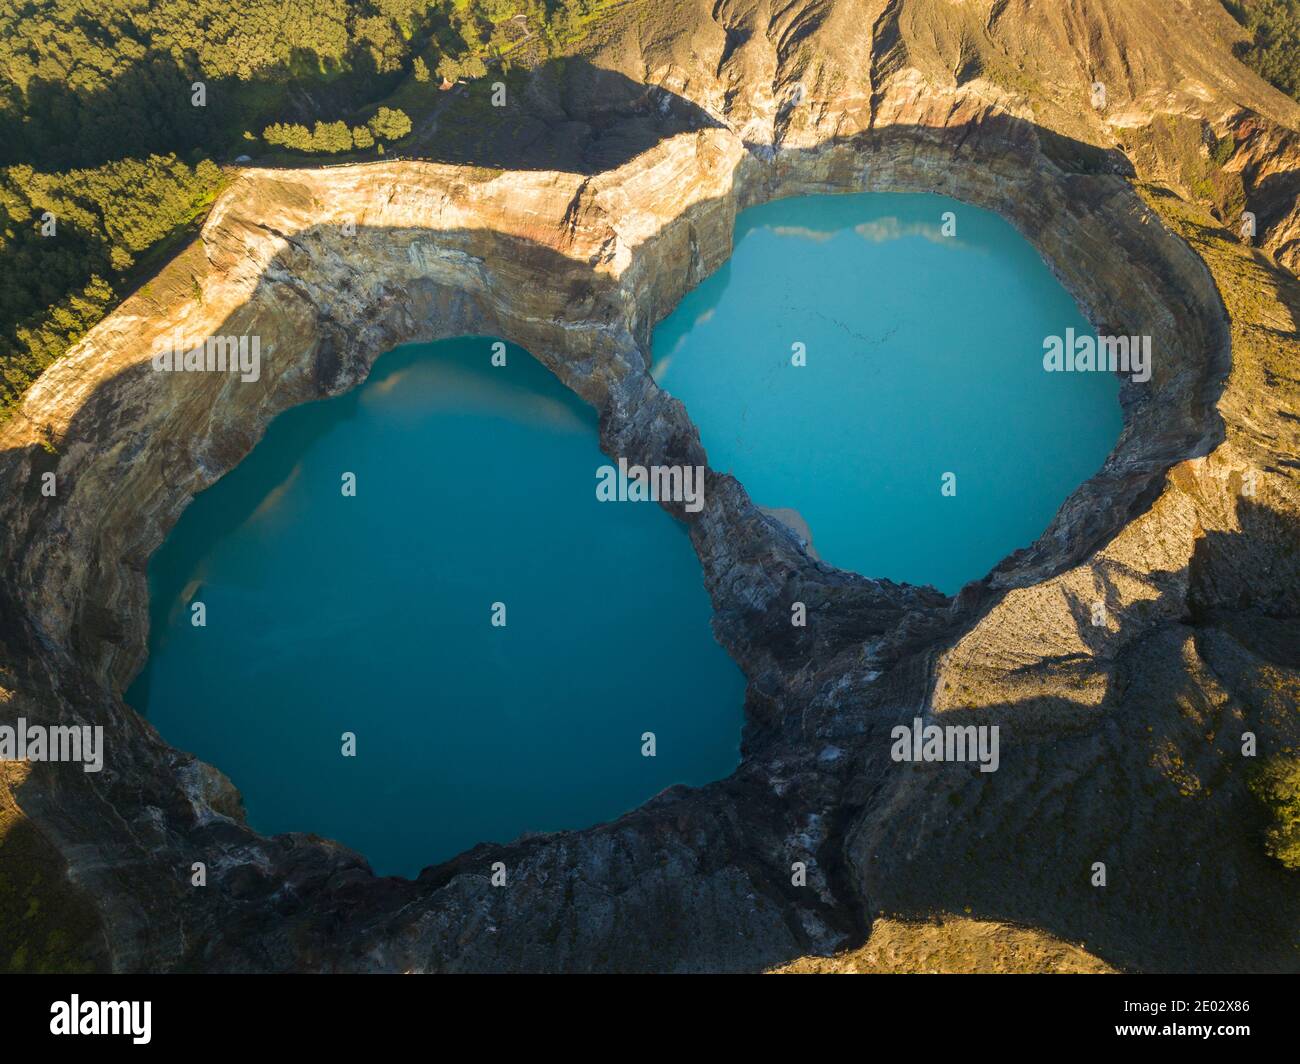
652 192 1122 593
127 339 745 878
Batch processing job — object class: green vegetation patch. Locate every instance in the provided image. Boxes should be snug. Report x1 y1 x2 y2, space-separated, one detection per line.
0 156 224 420
1224 1 1300 101
1250 755 1300 869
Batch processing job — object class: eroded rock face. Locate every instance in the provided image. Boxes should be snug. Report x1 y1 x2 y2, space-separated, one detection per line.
0 0 1298 972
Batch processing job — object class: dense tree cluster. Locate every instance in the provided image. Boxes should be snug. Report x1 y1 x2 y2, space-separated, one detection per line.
0 155 222 418
0 0 616 166
438 53 490 82
261 106 411 153
1251 755 1300 870
0 0 621 419
0 0 438 167
1225 1 1300 100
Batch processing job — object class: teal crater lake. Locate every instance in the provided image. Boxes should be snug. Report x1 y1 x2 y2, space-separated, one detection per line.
652 192 1124 594
127 339 745 879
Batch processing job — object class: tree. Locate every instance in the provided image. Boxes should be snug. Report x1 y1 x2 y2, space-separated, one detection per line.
413 56 431 83
438 54 488 82
263 122 313 151
310 120 353 153
367 106 411 142
1250 755 1300 869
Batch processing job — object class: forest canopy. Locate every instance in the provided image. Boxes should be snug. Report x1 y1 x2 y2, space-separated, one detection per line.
0 0 620 420
1225 0 1300 100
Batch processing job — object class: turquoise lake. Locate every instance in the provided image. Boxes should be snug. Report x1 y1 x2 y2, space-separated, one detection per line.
652 192 1123 594
127 338 746 878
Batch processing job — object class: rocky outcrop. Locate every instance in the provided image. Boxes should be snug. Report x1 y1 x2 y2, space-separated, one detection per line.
1 0 1298 972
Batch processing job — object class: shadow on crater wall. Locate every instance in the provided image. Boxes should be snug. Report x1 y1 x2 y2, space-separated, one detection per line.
2 56 722 176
